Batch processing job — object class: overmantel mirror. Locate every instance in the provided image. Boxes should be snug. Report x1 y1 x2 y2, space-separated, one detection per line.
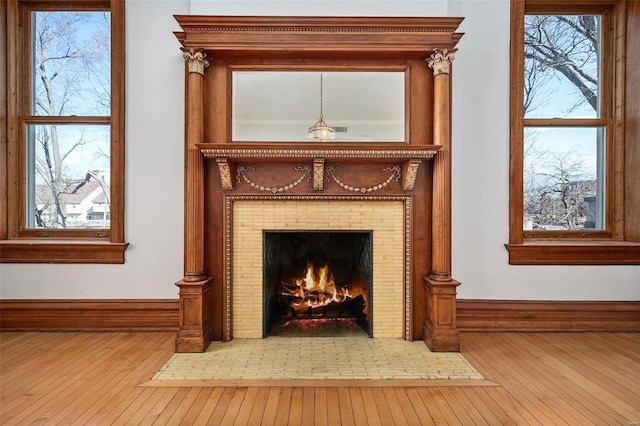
173 15 464 354
232 70 406 142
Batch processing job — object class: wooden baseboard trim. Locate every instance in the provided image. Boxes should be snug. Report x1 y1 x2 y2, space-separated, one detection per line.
457 299 640 331
0 299 179 331
2 298 638 332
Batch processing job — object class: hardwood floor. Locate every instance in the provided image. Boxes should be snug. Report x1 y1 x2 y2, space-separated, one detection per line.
1 331 638 425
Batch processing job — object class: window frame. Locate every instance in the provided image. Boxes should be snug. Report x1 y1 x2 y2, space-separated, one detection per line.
506 0 640 265
1 0 127 263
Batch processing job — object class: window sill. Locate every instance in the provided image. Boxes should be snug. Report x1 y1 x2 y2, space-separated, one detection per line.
505 241 640 265
0 241 129 264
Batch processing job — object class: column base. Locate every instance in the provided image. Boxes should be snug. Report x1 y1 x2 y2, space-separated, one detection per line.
175 276 213 353
175 329 213 353
423 274 461 352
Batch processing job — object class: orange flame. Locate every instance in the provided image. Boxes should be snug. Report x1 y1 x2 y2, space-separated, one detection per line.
284 262 352 310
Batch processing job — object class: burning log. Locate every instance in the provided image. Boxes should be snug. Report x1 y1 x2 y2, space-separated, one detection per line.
288 294 366 320
281 281 335 298
276 262 367 328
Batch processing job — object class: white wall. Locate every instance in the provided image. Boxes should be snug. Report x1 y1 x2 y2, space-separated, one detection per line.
190 0 448 16
1 0 638 301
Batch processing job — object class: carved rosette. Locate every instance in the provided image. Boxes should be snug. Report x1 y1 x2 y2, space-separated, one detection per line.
427 49 456 76
182 48 210 75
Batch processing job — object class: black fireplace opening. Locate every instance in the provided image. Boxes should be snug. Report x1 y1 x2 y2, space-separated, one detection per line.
263 230 373 337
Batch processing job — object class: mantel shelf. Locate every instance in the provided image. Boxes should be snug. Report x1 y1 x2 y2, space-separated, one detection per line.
197 143 442 162
198 143 440 192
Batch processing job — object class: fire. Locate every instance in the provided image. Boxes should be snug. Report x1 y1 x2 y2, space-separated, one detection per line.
282 262 353 311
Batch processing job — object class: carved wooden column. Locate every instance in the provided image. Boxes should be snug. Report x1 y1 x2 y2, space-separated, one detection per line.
175 48 213 353
423 49 461 352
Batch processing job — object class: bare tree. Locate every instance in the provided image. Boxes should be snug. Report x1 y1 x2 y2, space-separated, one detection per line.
31 11 110 228
525 148 593 229
524 15 599 115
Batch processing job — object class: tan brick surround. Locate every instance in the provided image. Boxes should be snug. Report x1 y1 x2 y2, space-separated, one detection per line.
229 198 409 339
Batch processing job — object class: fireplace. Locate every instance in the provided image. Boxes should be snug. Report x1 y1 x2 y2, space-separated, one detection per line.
263 231 373 337
230 198 406 340
174 15 464 353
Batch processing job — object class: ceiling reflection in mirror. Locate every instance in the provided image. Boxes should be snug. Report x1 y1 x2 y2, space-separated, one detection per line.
232 71 405 142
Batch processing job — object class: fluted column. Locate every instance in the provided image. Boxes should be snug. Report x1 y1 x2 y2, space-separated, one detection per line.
182 48 209 282
175 48 212 353
423 49 460 352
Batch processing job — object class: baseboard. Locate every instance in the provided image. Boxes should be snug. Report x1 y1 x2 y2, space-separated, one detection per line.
1 298 638 332
0 299 179 331
457 299 640 331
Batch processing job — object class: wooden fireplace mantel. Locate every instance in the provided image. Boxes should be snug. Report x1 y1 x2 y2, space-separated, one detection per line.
174 15 464 353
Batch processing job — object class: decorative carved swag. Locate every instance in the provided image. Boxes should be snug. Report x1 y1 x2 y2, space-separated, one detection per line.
233 164 405 194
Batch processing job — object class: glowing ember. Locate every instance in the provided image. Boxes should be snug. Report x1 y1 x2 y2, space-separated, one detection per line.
278 318 362 334
281 262 353 312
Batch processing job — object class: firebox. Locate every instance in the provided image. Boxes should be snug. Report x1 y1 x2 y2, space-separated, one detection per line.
263 231 373 337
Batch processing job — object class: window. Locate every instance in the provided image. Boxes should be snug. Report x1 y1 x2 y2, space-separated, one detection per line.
507 0 640 264
1 0 126 263
523 11 609 235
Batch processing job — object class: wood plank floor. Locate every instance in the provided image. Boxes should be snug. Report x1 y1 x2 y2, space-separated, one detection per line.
1 331 638 425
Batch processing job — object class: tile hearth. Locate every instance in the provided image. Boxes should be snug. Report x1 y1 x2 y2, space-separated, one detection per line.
152 337 483 381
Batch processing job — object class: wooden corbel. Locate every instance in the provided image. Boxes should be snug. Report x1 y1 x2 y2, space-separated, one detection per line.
402 159 422 191
216 158 234 190
313 159 325 191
